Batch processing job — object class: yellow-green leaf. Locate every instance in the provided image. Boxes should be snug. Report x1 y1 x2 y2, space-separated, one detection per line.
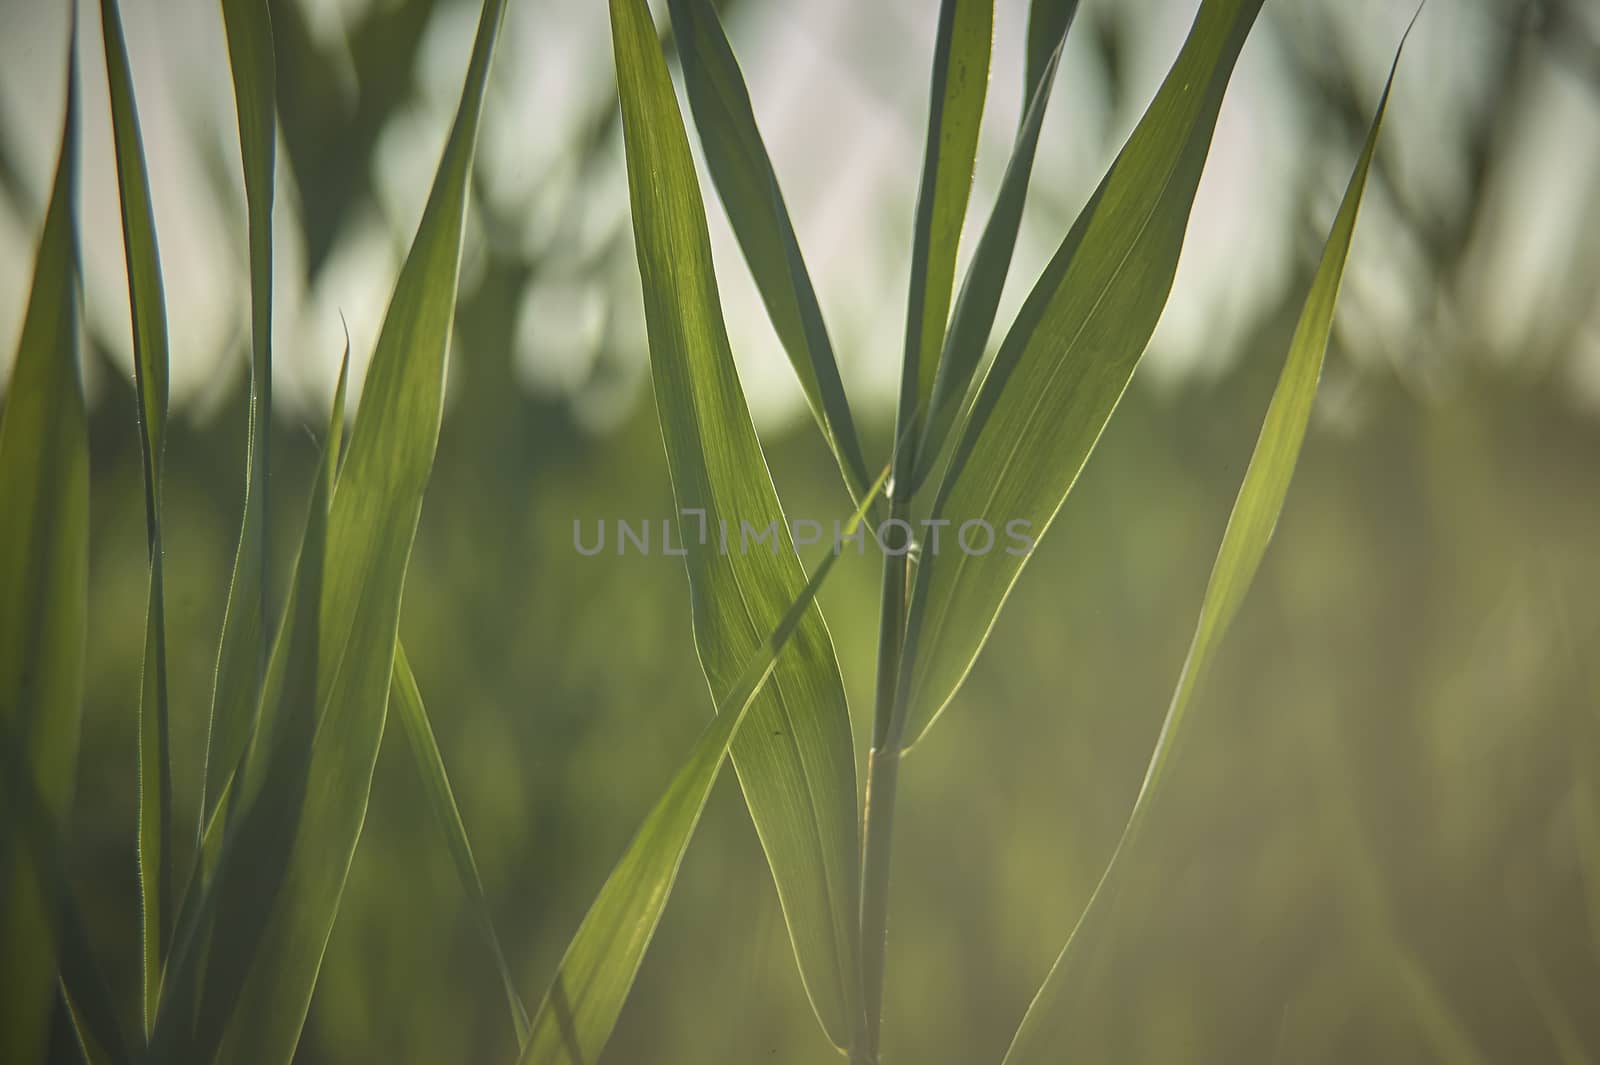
1000 37 1403 1065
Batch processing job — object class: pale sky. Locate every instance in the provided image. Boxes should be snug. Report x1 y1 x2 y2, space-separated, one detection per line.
2 0 1596 430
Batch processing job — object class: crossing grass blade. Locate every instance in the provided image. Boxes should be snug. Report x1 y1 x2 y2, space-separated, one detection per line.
895 0 993 460
98 0 176 1030
667 0 873 505
392 642 532 1046
198 0 277 863
517 468 888 1065
913 0 1080 490
999 39 1403 1065
610 0 866 1046
147 1 507 1060
0 25 87 1065
897 0 1265 751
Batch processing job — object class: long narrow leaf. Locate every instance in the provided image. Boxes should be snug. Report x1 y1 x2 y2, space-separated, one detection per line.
198 0 278 858
609 0 864 1046
894 0 993 459
149 1 507 1060
98 0 176 1030
1000 42 1402 1065
149 339 350 1065
392 641 532 1046
0 25 87 1065
517 469 888 1065
898 0 1265 750
913 0 1081 489
668 0 872 505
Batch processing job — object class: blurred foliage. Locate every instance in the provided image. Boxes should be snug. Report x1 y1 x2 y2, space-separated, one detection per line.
11 0 1600 1062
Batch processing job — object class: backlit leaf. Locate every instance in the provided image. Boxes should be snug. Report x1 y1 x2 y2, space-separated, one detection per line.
895 0 993 461
148 1 507 1060
1000 39 1402 1065
608 0 864 1047
914 0 1081 489
668 0 872 505
898 0 1265 750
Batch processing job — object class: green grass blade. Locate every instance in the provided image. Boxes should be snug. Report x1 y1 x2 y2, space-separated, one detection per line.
913 0 1079 490
610 0 865 1046
149 335 349 1065
667 0 872 505
198 0 277 856
999 41 1402 1065
148 1 505 1059
517 470 887 1065
897 0 1264 751
0 25 87 1065
894 0 992 462
98 0 176 1031
392 642 532 1046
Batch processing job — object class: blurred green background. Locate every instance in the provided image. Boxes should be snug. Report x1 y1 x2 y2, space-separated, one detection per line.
4 0 1600 1062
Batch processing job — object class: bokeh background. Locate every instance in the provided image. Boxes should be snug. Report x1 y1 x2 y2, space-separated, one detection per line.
3 0 1600 1061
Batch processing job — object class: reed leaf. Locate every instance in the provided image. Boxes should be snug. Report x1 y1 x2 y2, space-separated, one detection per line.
98 0 176 1030
609 0 866 1047
198 0 277 860
1001 38 1402 1065
913 0 1080 489
0 24 87 1065
898 0 1265 751
149 341 349 1065
518 468 887 1065
667 0 872 505
393 642 532 1046
895 0 993 460
149 0 506 1059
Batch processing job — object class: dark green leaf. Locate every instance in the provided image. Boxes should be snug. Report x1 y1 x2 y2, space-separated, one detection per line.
0 721 135 1065
0 25 87 1065
98 0 176 1030
608 0 864 1046
198 0 278 861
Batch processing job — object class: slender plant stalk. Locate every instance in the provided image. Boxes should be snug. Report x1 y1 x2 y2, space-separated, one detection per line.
858 492 912 1063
